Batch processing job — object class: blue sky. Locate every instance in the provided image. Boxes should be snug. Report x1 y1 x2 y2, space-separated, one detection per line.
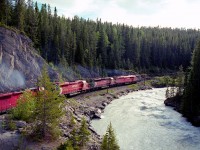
34 0 200 29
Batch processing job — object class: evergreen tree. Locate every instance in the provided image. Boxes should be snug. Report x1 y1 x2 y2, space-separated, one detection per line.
182 40 200 117
34 1 40 47
0 0 12 25
170 79 176 97
79 117 90 147
13 0 25 31
101 123 120 150
97 27 109 67
59 117 90 149
0 0 7 23
24 0 38 46
57 141 74 150
33 65 65 140
69 127 80 149
176 65 184 96
165 86 170 99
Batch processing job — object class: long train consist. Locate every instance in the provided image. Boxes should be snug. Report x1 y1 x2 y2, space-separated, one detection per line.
0 75 140 113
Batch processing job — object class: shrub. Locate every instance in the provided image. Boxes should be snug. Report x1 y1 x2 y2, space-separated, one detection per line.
7 120 17 131
10 91 35 122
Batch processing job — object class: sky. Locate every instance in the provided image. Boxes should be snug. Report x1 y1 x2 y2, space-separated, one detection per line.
34 0 200 29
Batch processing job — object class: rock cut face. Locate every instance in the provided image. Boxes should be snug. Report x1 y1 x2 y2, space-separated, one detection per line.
0 27 58 93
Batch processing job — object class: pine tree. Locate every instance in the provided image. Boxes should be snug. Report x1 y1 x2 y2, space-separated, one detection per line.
170 79 176 97
34 1 40 47
13 0 25 31
0 0 12 25
33 65 65 140
79 117 90 147
165 86 170 99
0 0 6 22
57 141 74 150
176 65 184 96
69 127 80 149
24 0 39 46
101 123 120 150
182 40 200 117
97 27 109 67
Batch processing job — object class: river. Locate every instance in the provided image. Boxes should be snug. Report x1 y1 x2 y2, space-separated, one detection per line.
91 88 200 150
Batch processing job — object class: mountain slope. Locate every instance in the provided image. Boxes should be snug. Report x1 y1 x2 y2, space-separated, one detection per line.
0 27 58 93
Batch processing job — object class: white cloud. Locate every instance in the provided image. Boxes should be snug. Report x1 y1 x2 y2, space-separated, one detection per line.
35 0 200 29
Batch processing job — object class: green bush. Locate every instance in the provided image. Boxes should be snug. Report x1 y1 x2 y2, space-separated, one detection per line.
57 141 74 150
151 76 174 87
7 120 17 131
10 91 35 122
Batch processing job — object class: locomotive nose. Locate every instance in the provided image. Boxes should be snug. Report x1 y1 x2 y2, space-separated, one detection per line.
59 87 62 95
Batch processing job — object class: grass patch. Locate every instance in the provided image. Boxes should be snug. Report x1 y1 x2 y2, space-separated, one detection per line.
128 84 139 90
150 76 174 87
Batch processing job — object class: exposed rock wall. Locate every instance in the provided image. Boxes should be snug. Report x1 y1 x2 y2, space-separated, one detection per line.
0 27 58 93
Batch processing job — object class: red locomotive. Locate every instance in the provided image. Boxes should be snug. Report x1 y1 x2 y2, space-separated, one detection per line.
92 77 115 89
59 80 89 96
0 75 140 113
114 75 137 85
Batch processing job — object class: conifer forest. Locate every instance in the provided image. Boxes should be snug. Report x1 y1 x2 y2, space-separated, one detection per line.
1 0 200 73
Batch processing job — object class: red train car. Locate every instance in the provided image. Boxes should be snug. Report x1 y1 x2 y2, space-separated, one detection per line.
0 93 13 112
0 92 22 112
114 75 137 85
59 80 89 95
11 92 23 107
92 77 115 89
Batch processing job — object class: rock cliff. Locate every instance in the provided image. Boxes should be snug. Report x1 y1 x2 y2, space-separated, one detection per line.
0 27 58 93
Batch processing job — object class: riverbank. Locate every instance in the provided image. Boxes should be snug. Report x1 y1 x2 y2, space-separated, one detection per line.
67 83 152 149
0 82 152 150
164 95 200 127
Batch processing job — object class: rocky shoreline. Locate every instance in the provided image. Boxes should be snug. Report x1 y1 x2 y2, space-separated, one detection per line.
63 85 144 149
164 95 200 127
70 84 152 149
0 84 152 150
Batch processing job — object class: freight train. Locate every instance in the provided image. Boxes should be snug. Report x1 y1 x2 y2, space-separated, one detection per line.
0 75 140 113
